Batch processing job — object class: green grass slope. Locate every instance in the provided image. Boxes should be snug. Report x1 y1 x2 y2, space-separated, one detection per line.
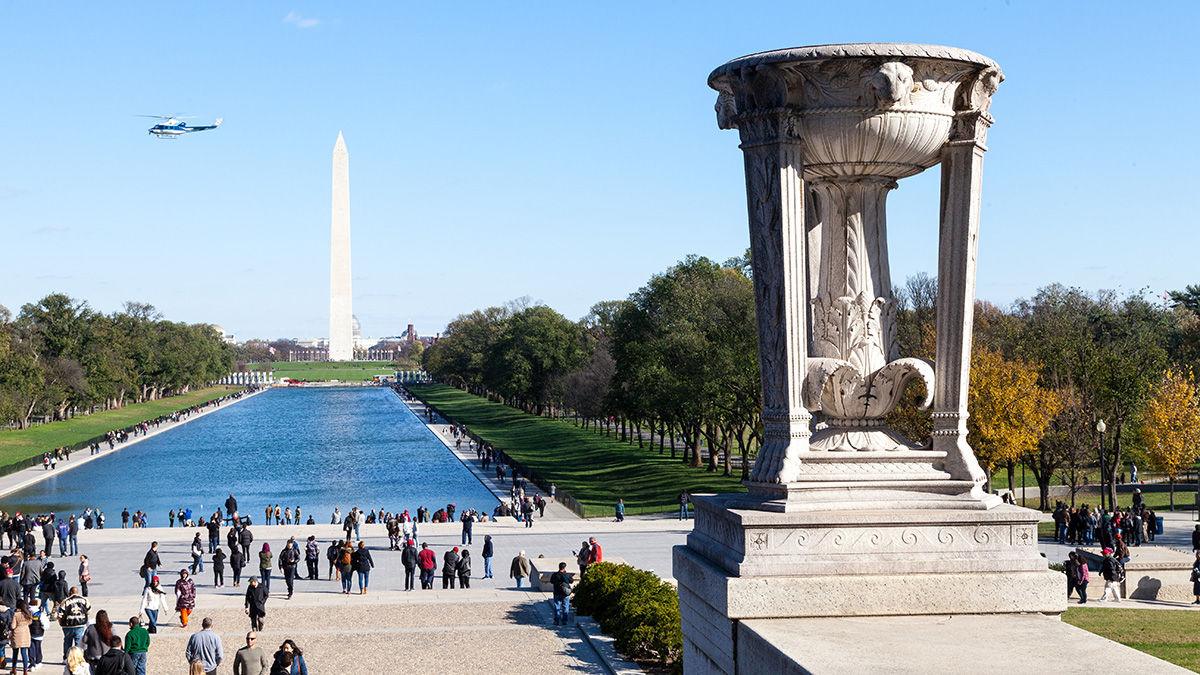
409 383 744 517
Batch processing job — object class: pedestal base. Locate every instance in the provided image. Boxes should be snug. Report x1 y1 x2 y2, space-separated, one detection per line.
674 497 1069 675
690 495 1042 577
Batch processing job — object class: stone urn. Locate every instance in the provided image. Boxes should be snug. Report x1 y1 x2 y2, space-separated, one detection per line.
708 44 1003 509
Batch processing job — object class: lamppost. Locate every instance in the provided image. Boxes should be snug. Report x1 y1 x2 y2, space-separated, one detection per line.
1097 419 1107 512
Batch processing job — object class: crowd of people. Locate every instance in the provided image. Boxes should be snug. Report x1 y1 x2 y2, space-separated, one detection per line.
1052 496 1156 548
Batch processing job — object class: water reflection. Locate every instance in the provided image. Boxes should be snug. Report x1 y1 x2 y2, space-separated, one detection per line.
0 388 498 523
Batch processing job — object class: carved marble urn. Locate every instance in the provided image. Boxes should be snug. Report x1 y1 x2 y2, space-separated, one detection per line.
709 44 1003 510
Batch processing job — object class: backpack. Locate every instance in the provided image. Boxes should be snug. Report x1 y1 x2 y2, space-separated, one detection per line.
1114 559 1126 583
340 549 352 566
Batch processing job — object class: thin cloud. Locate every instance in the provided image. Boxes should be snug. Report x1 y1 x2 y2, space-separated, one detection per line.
283 12 321 28
1 186 32 200
35 274 71 280
35 225 69 234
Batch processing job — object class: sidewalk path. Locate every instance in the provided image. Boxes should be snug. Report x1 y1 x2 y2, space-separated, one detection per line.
0 387 266 501
394 389 581 522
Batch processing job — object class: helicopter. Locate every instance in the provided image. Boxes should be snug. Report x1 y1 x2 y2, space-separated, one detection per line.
138 115 222 139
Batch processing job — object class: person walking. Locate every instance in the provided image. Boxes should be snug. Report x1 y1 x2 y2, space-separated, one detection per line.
460 512 474 546
615 499 625 523
68 517 78 557
27 598 44 670
550 562 573 625
232 632 269 675
576 540 592 578
353 542 374 595
184 617 223 675
679 490 690 520
80 609 113 672
257 544 273 594
175 569 196 629
10 599 32 674
1192 551 1200 605
244 578 268 632
77 556 90 598
278 541 299 600
417 543 436 590
1076 554 1090 605
56 519 69 558
229 546 246 588
213 548 227 588
442 547 460 589
225 495 238 524
124 616 150 675
206 519 221 555
239 527 254 560
457 550 472 589
481 535 494 579
138 577 169 634
401 540 418 592
190 534 204 575
57 586 89 658
19 553 42 605
338 542 354 594
304 537 319 581
510 550 530 589
1099 547 1124 602
142 543 161 591
326 541 341 581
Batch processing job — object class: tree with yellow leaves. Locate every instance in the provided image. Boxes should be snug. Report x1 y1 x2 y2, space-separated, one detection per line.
968 346 1063 494
1141 368 1200 510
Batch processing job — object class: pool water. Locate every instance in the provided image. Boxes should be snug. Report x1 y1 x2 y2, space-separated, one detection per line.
0 387 498 524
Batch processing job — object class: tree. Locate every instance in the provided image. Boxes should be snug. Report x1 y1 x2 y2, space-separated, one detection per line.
483 305 587 415
1140 368 1200 510
967 346 1062 493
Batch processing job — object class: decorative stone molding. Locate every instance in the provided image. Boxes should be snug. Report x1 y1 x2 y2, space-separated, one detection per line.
709 43 1002 503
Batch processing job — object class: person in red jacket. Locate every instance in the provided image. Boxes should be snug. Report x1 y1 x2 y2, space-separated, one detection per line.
416 543 437 590
588 537 602 565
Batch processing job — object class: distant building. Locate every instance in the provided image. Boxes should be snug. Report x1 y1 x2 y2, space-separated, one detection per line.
210 325 236 344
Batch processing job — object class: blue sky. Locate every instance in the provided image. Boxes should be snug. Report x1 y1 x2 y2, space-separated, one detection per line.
2 2 1197 341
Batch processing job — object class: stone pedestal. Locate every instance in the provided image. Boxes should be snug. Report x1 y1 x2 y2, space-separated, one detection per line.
676 41 1142 675
675 496 1065 675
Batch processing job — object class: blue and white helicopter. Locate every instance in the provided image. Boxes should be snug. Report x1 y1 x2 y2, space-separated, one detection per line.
139 115 222 139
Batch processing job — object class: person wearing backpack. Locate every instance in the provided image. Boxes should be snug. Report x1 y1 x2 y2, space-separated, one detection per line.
1099 547 1123 602
550 562 573 625
337 543 354 594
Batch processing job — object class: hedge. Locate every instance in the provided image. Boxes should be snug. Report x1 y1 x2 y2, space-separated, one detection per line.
572 562 682 673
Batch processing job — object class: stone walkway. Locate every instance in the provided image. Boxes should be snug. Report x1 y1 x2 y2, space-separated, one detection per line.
0 388 265 501
29 513 682 673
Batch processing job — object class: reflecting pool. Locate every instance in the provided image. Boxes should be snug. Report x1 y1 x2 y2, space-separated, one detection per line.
0 387 498 524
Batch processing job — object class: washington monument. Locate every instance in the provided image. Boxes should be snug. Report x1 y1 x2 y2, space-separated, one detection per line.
329 132 353 361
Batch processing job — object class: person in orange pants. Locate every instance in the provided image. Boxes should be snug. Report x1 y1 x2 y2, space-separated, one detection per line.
174 569 196 627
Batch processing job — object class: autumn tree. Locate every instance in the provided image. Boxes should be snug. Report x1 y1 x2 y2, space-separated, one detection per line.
967 346 1063 493
1140 368 1200 510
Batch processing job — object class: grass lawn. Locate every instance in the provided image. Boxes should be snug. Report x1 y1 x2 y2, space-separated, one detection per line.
408 383 745 517
1064 607 1200 672
263 361 395 382
0 386 244 468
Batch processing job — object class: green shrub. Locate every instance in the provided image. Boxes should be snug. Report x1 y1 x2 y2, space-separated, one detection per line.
572 562 682 671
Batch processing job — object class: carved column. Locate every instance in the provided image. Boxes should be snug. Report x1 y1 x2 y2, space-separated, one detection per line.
720 66 811 485
932 67 1003 488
